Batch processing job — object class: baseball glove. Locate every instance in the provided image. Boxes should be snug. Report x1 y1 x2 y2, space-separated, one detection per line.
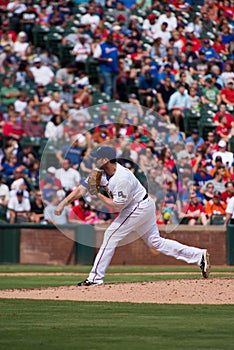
88 170 102 195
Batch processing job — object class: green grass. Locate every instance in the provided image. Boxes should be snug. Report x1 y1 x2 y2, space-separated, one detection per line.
0 264 234 273
0 300 233 350
0 265 233 290
0 274 211 290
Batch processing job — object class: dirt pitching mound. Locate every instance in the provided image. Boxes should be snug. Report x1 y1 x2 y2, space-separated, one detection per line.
0 278 233 304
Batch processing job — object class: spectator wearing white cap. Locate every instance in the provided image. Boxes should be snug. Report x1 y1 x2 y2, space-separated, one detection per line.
30 57 54 86
224 195 234 225
40 167 62 191
212 140 233 168
13 31 31 58
72 36 91 71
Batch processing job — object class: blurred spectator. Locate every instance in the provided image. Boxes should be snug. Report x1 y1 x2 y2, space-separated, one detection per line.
156 76 175 110
93 33 118 98
138 66 158 107
201 77 221 106
38 97 53 122
0 173 9 208
55 63 77 86
139 146 158 174
143 13 159 38
200 38 219 61
73 85 92 108
180 192 207 226
30 57 55 86
40 167 62 191
14 91 28 120
213 103 234 130
220 79 234 107
33 84 48 106
60 85 74 107
44 192 69 224
15 59 34 85
210 156 231 181
221 63 234 83
17 144 38 170
157 7 177 32
68 197 100 224
13 31 32 59
203 181 215 204
221 181 234 204
0 154 18 177
2 113 26 140
201 169 226 193
72 36 91 71
7 189 31 223
24 114 44 138
0 77 20 109
55 158 81 191
49 92 62 113
205 191 227 220
45 114 64 140
212 140 233 168
30 191 44 223
80 6 100 30
19 2 38 43
168 83 191 129
48 5 66 27
190 50 208 78
194 166 213 187
185 129 204 151
225 195 234 225
40 48 60 71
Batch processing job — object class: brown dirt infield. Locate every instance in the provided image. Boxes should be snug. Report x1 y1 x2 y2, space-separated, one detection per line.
0 276 233 304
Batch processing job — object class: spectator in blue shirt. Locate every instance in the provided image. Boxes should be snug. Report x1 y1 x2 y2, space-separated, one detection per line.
199 39 219 61
185 129 204 150
168 83 191 130
93 33 118 98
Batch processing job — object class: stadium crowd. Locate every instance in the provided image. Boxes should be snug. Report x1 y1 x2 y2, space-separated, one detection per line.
0 0 234 226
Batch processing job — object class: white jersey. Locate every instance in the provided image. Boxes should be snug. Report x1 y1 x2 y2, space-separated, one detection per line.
99 163 146 209
226 196 234 219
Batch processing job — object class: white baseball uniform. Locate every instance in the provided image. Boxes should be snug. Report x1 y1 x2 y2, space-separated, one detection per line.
85 163 205 284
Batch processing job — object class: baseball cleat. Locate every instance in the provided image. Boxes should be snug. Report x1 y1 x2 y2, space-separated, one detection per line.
200 250 211 278
77 279 100 287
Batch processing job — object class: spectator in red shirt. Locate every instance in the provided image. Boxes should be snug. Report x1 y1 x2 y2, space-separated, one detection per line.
68 198 100 224
212 33 229 57
180 191 208 225
182 27 201 54
213 103 234 130
2 113 25 140
216 115 230 142
221 79 234 106
221 181 234 204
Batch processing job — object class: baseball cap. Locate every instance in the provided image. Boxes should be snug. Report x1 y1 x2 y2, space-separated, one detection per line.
128 93 137 99
33 57 41 63
90 146 116 160
117 14 126 21
192 129 199 134
100 105 109 111
47 166 56 174
215 156 222 162
147 14 157 20
16 190 24 196
112 25 121 31
186 26 194 33
227 78 234 84
213 191 221 198
218 140 226 148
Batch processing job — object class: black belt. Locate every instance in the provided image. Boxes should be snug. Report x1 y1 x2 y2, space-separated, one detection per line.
142 193 148 201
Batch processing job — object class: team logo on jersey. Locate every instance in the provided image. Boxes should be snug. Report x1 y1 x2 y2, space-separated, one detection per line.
118 191 126 198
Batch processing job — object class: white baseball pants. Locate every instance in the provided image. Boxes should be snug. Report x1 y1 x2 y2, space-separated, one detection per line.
88 197 204 284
